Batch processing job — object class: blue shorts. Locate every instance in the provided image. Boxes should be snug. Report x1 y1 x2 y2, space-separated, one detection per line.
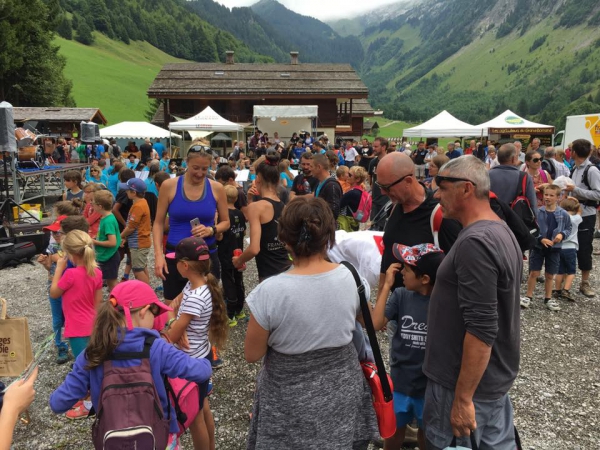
393 391 424 428
558 248 577 275
529 247 560 274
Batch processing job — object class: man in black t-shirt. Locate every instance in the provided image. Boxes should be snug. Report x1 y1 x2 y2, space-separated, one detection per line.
369 137 392 231
412 141 428 180
139 139 153 165
290 152 318 199
358 138 374 170
376 152 461 291
312 153 342 220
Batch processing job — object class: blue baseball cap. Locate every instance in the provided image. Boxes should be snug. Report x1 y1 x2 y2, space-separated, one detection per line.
119 177 147 193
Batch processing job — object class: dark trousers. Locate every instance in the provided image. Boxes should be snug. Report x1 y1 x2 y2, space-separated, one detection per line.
577 214 595 272
221 263 245 318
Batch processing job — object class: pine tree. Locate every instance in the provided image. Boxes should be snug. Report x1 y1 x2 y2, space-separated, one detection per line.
0 0 74 106
56 15 73 40
75 20 94 45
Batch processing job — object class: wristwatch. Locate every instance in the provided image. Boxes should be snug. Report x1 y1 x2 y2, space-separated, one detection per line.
211 225 217 236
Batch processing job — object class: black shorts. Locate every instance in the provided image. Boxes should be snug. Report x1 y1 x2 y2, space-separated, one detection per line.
577 214 595 272
98 250 121 281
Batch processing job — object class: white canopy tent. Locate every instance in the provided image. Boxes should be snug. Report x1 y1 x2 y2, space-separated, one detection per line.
169 106 244 132
253 105 318 140
99 121 181 139
474 109 555 135
403 110 480 137
168 106 243 156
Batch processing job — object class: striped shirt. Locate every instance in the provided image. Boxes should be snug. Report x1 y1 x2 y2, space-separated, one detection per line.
176 283 212 359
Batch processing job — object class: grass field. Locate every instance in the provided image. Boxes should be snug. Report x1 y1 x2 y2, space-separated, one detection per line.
363 117 417 140
56 33 186 124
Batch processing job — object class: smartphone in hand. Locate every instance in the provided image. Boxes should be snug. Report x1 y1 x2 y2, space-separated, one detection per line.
190 218 200 228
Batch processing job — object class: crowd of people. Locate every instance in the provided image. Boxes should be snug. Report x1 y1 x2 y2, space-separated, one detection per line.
1 129 599 450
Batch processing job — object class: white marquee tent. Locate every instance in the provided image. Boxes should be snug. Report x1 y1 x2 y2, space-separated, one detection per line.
474 109 555 135
253 105 318 140
100 121 181 139
403 110 481 137
169 106 244 132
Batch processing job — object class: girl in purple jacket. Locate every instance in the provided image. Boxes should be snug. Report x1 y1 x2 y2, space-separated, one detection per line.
50 281 212 449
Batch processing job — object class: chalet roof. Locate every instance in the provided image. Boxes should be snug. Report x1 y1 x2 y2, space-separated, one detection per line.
12 107 107 125
352 99 375 116
148 63 368 97
363 121 379 130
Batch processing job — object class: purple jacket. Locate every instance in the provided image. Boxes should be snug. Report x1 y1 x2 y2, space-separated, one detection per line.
49 328 212 433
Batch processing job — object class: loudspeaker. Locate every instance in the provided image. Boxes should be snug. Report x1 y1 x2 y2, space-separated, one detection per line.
80 121 100 143
0 101 17 153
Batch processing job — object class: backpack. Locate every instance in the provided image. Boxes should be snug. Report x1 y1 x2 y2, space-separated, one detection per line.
541 159 556 180
0 241 37 270
92 336 169 450
352 187 372 223
163 377 201 437
570 164 599 208
510 172 540 236
490 192 537 251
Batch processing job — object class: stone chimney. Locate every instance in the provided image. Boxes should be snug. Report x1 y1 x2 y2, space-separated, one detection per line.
225 51 235 64
290 51 299 65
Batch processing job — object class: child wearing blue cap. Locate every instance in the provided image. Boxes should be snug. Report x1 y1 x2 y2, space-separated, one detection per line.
370 243 445 450
119 178 151 284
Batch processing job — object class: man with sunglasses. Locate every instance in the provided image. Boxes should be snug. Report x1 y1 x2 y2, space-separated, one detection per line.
489 143 538 216
368 137 393 231
377 152 461 291
424 156 522 450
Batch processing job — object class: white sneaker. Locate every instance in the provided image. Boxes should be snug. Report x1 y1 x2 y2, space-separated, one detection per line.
545 298 561 311
520 296 531 308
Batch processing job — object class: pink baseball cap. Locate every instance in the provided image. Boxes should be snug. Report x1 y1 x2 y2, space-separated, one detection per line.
108 280 172 330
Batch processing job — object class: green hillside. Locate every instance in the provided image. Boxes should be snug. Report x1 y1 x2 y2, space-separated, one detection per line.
357 0 600 129
56 33 186 124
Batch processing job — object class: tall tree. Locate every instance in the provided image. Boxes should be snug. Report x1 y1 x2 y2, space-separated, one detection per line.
0 0 74 106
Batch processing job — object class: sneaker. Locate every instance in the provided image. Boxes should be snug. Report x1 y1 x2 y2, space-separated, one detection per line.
545 298 561 311
520 296 531 308
207 377 213 397
65 402 91 420
560 289 576 302
579 281 595 298
235 311 247 321
228 317 238 327
210 346 223 369
552 290 561 298
56 347 70 365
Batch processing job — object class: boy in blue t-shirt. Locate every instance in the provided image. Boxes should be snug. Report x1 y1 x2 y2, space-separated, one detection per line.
370 243 444 450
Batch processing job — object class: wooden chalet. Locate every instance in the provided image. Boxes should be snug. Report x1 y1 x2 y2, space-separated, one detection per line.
12 107 107 139
363 120 380 136
148 51 374 139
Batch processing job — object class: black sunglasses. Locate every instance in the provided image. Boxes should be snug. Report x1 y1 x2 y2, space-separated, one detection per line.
531 158 541 163
376 173 412 191
435 175 477 187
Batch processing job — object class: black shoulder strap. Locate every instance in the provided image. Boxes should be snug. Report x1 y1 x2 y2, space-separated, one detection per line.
109 335 156 360
340 261 393 402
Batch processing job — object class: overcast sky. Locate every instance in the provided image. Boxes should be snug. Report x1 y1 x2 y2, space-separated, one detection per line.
213 0 401 20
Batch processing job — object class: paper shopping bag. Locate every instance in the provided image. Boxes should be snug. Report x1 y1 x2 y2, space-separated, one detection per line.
0 298 33 377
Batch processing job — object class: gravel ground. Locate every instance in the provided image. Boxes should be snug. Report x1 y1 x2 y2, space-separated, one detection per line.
1 248 599 449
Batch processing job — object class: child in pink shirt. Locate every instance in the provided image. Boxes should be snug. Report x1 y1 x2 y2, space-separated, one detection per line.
50 229 103 420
